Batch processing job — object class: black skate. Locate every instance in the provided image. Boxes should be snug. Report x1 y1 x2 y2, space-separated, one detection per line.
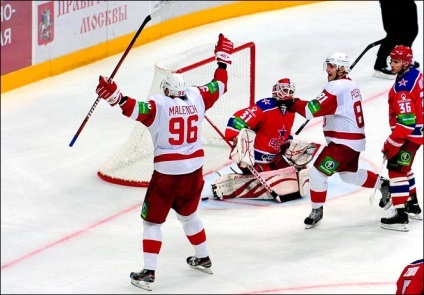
130 269 155 291
380 208 409 232
186 256 213 274
211 184 221 200
304 206 323 229
378 177 392 210
405 193 422 221
412 60 420 69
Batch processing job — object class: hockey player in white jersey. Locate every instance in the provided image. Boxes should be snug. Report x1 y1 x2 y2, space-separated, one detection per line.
284 52 390 229
95 33 234 290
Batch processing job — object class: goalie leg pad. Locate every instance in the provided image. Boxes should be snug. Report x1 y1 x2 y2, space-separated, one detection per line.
213 166 300 200
298 166 310 197
213 173 271 200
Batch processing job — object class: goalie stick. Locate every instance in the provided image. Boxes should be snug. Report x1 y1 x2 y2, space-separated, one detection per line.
294 37 386 135
69 1 174 147
369 156 387 205
204 116 284 202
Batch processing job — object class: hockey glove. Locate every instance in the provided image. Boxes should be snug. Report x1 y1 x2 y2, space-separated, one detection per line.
96 76 123 106
214 33 234 64
381 135 404 159
284 140 319 168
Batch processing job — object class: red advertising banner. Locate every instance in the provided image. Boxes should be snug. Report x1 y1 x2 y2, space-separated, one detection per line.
1 1 32 75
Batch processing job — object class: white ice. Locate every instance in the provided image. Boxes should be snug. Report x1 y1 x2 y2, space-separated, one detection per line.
1 1 423 294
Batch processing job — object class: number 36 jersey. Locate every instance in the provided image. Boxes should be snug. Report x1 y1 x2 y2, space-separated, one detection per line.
388 67 423 146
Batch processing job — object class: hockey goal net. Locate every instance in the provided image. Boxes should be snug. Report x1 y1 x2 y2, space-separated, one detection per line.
98 41 256 187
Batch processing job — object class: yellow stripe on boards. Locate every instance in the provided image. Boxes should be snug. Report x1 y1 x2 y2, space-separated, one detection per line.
1 1 321 94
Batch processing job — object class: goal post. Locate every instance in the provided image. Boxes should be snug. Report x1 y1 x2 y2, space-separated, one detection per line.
98 41 256 187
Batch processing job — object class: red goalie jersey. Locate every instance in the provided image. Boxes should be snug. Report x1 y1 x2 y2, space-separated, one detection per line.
224 97 295 171
396 259 424 294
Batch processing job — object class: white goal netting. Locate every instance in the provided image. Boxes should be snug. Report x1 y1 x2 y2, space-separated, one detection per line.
98 42 256 186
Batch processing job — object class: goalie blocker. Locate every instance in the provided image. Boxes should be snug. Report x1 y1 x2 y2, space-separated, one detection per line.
211 140 320 201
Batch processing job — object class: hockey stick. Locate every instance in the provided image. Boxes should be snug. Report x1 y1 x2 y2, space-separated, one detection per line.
369 156 387 205
205 116 284 202
69 1 174 147
294 37 386 135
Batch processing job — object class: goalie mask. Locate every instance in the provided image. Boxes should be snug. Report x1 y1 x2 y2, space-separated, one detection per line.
161 73 188 97
272 78 295 101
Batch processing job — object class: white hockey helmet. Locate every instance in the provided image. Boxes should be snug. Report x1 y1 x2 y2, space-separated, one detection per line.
272 78 296 100
323 52 350 73
161 72 188 97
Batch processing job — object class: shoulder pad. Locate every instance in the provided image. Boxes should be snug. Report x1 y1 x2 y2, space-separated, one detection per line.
256 97 278 111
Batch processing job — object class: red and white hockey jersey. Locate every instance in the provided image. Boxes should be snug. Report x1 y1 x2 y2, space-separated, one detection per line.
119 67 228 175
292 77 366 152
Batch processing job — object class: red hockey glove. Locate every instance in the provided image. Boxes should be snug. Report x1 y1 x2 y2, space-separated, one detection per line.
214 33 233 64
96 76 122 106
381 135 404 159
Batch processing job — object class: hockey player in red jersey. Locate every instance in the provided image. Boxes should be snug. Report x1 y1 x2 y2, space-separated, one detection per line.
378 45 423 232
396 259 424 294
283 52 389 229
211 78 319 202
95 33 234 290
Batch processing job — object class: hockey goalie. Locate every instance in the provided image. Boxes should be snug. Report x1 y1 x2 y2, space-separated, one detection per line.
210 78 320 202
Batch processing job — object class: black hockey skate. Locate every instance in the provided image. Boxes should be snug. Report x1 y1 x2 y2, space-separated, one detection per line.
412 60 420 69
380 208 409 232
378 177 392 210
186 256 213 274
130 269 155 291
211 184 221 200
304 206 323 229
405 193 422 221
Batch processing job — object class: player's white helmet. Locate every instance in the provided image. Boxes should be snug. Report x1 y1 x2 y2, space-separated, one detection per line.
161 73 188 97
272 78 295 100
323 52 350 73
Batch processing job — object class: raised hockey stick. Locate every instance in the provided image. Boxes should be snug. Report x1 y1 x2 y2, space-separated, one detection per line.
369 156 387 205
205 115 284 202
294 37 386 135
69 1 174 147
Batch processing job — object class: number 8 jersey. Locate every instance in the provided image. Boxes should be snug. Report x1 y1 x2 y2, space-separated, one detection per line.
292 77 367 152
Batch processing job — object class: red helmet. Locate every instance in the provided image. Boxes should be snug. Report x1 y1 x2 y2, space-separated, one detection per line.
390 45 413 64
272 78 295 100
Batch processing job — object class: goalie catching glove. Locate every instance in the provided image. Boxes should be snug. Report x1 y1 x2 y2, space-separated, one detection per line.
96 76 123 106
230 128 256 168
214 33 234 64
283 140 320 169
